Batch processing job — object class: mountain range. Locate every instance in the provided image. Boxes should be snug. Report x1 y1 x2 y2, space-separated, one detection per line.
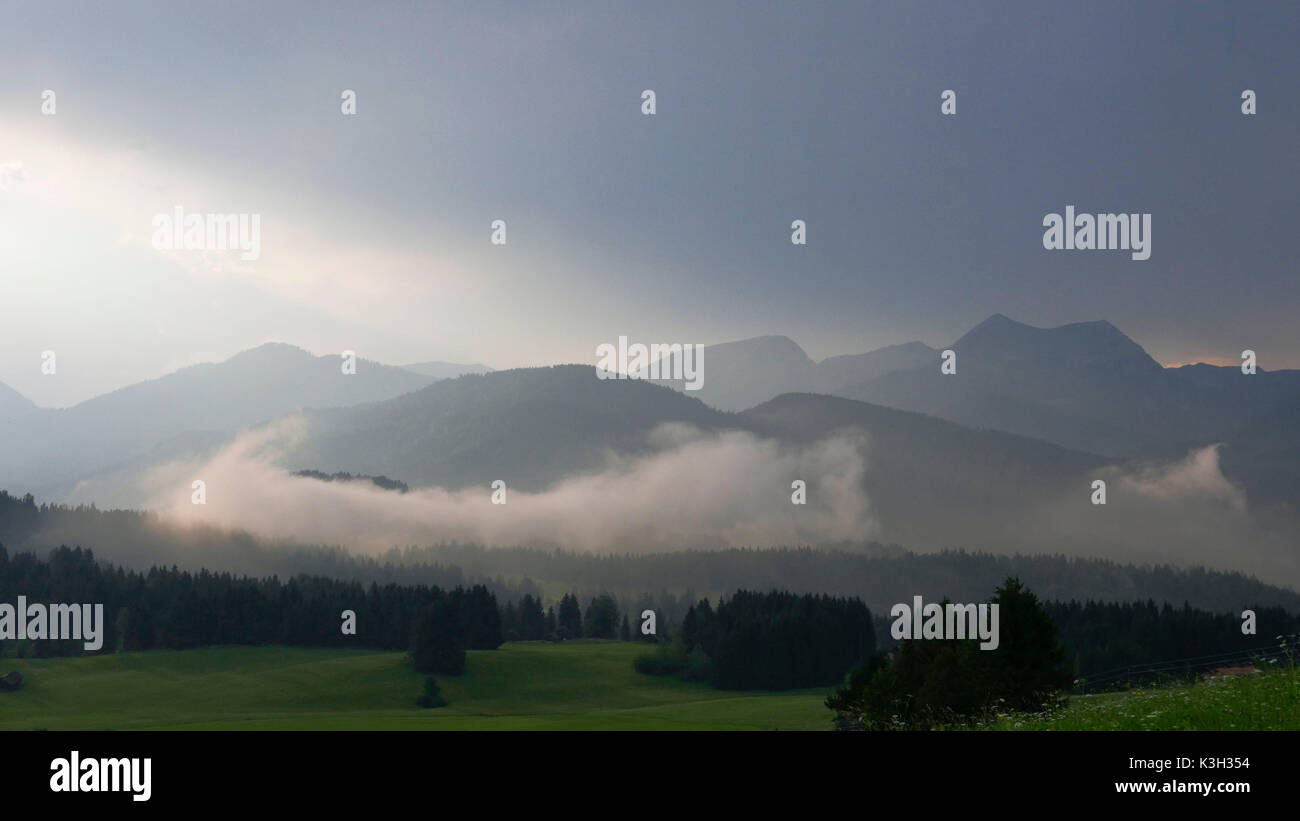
1 315 1295 556
645 335 936 411
648 314 1300 506
0 346 486 493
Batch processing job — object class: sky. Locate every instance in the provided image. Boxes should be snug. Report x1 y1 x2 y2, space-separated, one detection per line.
1 0 1297 407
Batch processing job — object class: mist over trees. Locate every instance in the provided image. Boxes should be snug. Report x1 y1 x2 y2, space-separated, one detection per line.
4 492 1297 620
4 492 1300 686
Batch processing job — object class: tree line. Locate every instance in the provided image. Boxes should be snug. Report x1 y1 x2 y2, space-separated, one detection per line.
5 491 1299 622
5 538 1297 694
0 544 500 676
637 590 876 690
825 579 1300 729
500 592 649 642
1045 598 1300 684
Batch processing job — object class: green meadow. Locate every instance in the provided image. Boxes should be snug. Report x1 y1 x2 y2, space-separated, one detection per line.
0 640 832 731
987 665 1300 731
4 640 1294 731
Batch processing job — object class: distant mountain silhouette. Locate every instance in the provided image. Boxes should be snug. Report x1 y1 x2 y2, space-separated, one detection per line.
4 345 1296 577
644 335 814 411
25 357 1113 536
840 315 1300 504
740 392 1105 548
638 315 1299 506
285 365 736 491
811 340 937 393
279 368 1109 551
0 343 438 490
4 318 1296 523
647 335 935 411
843 315 1173 456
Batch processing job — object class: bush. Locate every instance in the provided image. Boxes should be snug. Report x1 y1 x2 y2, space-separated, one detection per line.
415 676 447 709
634 643 688 676
682 647 714 682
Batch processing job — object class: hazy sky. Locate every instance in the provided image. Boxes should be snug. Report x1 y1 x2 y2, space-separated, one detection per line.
1 0 1296 406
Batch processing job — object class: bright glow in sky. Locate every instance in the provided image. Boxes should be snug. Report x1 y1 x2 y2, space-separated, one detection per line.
2 1 1297 406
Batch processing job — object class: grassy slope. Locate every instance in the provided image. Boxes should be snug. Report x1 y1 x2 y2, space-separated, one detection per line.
0 641 832 731
988 666 1300 730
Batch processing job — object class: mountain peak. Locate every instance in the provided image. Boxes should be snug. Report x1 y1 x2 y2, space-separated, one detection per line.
228 341 315 363
982 312 1018 325
714 334 811 358
952 315 1160 376
959 313 1034 339
1068 318 1123 336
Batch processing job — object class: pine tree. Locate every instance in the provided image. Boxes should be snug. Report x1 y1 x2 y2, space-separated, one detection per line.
466 585 503 649
680 603 699 651
583 595 619 638
558 593 582 639
518 594 546 640
502 601 518 640
987 577 1072 710
410 597 467 675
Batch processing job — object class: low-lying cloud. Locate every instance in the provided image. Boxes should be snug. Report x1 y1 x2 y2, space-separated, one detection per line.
142 419 877 553
1011 444 1300 583
55 426 1300 588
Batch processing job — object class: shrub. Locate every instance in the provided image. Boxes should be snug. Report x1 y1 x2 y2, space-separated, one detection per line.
634 643 688 676
415 676 447 709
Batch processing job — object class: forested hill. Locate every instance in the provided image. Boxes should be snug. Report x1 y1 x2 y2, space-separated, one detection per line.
1 491 1296 619
349 543 1300 617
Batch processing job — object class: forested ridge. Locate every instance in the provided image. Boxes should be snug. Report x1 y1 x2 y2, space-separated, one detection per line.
3 487 1299 686
3 544 1296 689
3 492 1296 619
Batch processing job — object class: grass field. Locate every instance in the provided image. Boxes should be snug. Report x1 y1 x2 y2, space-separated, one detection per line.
987 665 1300 731
5 641 1294 731
0 640 833 731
